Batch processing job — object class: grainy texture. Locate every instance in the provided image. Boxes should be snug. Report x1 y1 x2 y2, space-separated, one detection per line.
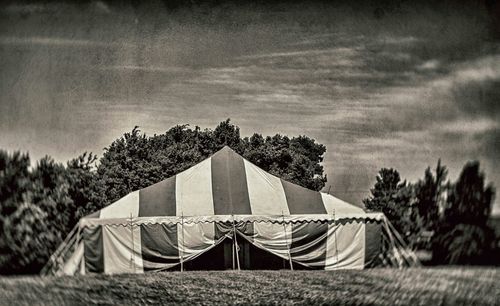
0 268 499 305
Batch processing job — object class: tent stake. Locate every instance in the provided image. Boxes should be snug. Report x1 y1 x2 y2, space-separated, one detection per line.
282 211 293 271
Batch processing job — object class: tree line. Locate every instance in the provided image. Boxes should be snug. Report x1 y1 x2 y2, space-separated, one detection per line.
0 120 327 274
363 161 497 265
0 119 497 274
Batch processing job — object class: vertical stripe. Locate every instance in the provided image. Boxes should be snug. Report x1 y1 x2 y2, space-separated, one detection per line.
140 223 179 271
176 158 214 216
244 160 289 215
290 221 328 269
215 222 231 241
83 225 104 273
364 221 382 267
63 242 84 275
102 224 144 274
80 253 85 275
251 222 292 260
325 221 365 270
320 193 364 216
238 222 255 243
100 191 140 219
139 176 176 216
211 147 251 215
177 223 215 260
281 180 326 214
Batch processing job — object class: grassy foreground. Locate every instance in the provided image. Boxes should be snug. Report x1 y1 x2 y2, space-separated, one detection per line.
0 268 499 305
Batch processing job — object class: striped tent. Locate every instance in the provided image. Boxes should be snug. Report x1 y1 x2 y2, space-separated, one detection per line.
46 146 417 275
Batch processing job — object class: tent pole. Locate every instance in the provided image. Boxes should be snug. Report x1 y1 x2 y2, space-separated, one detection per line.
232 214 240 271
130 213 135 273
180 212 184 272
333 208 339 265
282 211 293 271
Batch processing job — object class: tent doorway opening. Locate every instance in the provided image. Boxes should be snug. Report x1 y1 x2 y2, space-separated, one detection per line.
175 238 302 271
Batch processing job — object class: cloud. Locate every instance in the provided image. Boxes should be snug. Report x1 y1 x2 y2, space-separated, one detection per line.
451 79 500 119
100 65 189 73
417 60 440 71
437 119 498 134
0 36 119 48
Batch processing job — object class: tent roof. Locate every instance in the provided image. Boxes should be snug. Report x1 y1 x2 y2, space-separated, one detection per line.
84 146 371 221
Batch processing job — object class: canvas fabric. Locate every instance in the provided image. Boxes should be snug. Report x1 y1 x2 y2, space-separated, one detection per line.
83 147 367 220
81 218 382 273
73 147 385 274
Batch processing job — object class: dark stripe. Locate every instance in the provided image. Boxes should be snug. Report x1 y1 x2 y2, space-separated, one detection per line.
140 223 179 271
139 176 176 216
238 222 254 243
364 221 382 268
280 180 326 214
83 225 104 273
290 221 328 269
215 222 231 241
211 147 251 215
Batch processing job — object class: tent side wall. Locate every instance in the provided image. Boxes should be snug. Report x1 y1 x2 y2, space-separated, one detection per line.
80 218 384 274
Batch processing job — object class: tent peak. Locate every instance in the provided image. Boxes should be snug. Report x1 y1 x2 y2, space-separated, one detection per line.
220 145 235 151
213 145 238 156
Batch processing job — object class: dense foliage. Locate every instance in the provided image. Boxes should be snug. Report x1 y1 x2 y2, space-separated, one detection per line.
364 161 497 264
0 119 327 274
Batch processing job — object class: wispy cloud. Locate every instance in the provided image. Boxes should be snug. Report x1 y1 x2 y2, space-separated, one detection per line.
100 65 190 73
0 36 129 48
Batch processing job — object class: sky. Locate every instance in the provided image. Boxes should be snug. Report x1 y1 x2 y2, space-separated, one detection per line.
0 1 499 214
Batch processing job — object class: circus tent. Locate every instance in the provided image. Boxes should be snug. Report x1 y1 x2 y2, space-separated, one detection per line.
43 146 418 275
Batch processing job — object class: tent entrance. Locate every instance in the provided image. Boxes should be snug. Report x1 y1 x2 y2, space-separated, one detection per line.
180 238 293 270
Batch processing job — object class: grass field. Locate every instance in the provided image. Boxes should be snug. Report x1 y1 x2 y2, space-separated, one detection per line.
0 268 499 305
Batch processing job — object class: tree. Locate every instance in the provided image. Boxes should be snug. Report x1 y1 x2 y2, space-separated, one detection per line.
444 161 494 226
30 157 74 236
433 223 496 265
414 160 447 232
433 161 496 264
0 152 100 274
97 119 328 205
242 133 327 191
213 119 244 152
363 168 418 242
0 151 33 273
1 203 59 274
66 152 107 220
0 151 31 218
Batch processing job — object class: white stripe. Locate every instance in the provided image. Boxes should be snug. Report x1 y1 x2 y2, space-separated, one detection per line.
103 225 144 274
320 193 364 216
244 160 290 215
100 191 140 219
177 223 216 261
80 252 85 275
325 222 365 270
176 158 214 216
251 222 292 260
63 242 84 275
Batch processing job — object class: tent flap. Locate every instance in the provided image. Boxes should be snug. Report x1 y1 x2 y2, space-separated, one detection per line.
81 219 381 273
